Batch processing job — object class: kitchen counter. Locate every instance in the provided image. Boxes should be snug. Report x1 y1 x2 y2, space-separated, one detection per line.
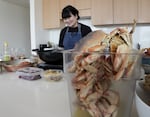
0 72 139 117
0 72 70 117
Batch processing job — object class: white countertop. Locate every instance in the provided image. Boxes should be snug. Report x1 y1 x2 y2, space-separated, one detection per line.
0 72 71 117
0 72 139 117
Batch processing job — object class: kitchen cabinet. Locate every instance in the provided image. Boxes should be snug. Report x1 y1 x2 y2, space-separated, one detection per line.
113 0 138 24
43 0 150 29
59 0 74 20
74 0 91 18
138 0 150 23
59 0 74 12
43 0 91 29
92 0 138 25
59 0 91 18
91 0 113 25
43 0 60 29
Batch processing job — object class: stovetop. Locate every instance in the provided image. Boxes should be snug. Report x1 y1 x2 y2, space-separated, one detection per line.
37 63 63 71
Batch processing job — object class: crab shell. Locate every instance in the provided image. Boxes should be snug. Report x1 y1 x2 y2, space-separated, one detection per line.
74 30 108 52
77 20 136 54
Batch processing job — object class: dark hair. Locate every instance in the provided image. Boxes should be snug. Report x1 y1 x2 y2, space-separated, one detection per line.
62 5 80 20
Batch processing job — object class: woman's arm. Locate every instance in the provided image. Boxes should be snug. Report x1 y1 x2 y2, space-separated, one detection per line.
58 28 67 47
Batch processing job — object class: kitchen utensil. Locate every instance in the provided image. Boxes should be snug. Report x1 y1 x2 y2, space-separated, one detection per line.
32 46 63 70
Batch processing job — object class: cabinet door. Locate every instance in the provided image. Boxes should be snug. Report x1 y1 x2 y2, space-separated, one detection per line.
59 0 74 12
138 0 150 23
114 0 138 24
74 0 91 18
59 0 91 18
91 0 113 25
59 0 74 19
43 0 60 29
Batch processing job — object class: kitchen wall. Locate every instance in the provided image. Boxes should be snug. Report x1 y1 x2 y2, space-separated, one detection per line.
31 0 150 53
49 19 150 49
0 0 31 57
30 0 50 52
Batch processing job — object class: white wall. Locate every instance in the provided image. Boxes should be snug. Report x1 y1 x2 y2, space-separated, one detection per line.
45 18 150 49
31 0 150 51
0 0 31 57
30 0 50 52
78 20 150 49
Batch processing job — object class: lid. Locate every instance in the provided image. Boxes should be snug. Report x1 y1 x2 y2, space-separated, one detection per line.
16 67 43 76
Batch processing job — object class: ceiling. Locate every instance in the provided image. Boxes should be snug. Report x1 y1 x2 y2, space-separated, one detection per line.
4 0 29 7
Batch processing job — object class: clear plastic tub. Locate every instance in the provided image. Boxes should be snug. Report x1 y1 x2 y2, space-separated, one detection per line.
63 50 141 117
16 67 43 80
41 69 63 81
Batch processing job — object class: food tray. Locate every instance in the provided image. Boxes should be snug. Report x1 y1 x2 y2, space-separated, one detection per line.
41 69 63 81
16 67 43 76
3 59 33 72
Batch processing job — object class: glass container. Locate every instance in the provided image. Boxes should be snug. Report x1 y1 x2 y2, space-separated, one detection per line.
63 50 141 117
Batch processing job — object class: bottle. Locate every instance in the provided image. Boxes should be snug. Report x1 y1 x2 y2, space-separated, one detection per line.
3 41 11 61
0 43 2 61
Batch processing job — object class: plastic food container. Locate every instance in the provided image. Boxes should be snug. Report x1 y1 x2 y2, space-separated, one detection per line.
41 69 63 81
63 50 141 117
16 67 43 80
3 59 33 72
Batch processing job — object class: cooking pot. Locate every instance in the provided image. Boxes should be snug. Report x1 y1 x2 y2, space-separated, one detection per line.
32 49 63 65
39 44 48 51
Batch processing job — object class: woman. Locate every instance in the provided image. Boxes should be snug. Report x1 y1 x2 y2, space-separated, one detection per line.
58 5 92 50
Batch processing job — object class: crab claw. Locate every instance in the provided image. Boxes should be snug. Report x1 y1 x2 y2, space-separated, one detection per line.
130 19 136 34
113 44 129 80
102 90 120 106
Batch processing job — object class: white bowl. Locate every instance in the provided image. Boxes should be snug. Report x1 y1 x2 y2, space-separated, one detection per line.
135 80 150 117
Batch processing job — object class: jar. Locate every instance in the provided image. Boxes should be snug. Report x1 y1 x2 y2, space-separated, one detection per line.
63 49 141 117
